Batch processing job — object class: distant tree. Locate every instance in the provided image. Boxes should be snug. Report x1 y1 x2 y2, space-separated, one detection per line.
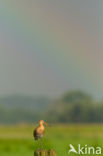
61 90 92 104
47 90 98 123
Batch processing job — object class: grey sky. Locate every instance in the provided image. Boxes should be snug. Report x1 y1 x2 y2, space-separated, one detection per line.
0 0 103 99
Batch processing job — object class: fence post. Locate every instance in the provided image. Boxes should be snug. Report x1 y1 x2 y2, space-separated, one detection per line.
34 149 57 156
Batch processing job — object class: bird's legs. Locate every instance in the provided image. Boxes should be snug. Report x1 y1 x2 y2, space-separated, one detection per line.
37 138 44 149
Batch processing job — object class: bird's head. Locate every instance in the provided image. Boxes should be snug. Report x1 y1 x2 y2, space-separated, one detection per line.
39 120 48 126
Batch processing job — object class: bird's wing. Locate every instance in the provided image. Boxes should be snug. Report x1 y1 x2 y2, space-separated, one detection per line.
33 128 37 137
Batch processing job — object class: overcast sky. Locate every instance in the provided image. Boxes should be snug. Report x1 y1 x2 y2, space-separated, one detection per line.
0 0 103 99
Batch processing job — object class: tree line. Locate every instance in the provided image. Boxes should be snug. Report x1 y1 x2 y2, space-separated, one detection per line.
0 91 103 124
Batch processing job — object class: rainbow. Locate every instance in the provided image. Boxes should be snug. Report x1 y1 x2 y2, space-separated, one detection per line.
0 1 102 98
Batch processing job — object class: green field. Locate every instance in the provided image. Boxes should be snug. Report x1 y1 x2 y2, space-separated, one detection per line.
0 124 103 156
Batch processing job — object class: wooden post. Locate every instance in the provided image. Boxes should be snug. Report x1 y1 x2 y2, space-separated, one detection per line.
34 149 57 156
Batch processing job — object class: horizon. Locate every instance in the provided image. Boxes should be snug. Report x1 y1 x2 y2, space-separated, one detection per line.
0 89 102 101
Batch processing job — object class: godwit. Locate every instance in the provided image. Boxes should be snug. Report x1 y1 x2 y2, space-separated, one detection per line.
33 120 48 140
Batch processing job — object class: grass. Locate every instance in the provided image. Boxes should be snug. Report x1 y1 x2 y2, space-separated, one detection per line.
0 124 103 155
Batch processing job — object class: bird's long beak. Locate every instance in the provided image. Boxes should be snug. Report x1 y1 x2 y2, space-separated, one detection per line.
44 122 48 126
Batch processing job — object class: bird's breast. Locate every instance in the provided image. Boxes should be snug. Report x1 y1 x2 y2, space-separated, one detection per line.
37 126 45 134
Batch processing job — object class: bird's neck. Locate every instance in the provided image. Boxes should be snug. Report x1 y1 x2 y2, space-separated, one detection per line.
39 124 45 130
39 123 44 127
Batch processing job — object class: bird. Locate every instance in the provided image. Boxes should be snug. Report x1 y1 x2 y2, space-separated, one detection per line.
33 120 48 140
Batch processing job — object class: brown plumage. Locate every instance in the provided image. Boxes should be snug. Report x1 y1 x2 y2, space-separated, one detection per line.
33 120 47 140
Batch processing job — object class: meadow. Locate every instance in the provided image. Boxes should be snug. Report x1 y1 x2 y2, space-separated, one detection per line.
0 124 103 156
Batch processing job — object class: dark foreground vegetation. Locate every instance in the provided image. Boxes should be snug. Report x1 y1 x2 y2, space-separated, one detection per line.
0 90 103 124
